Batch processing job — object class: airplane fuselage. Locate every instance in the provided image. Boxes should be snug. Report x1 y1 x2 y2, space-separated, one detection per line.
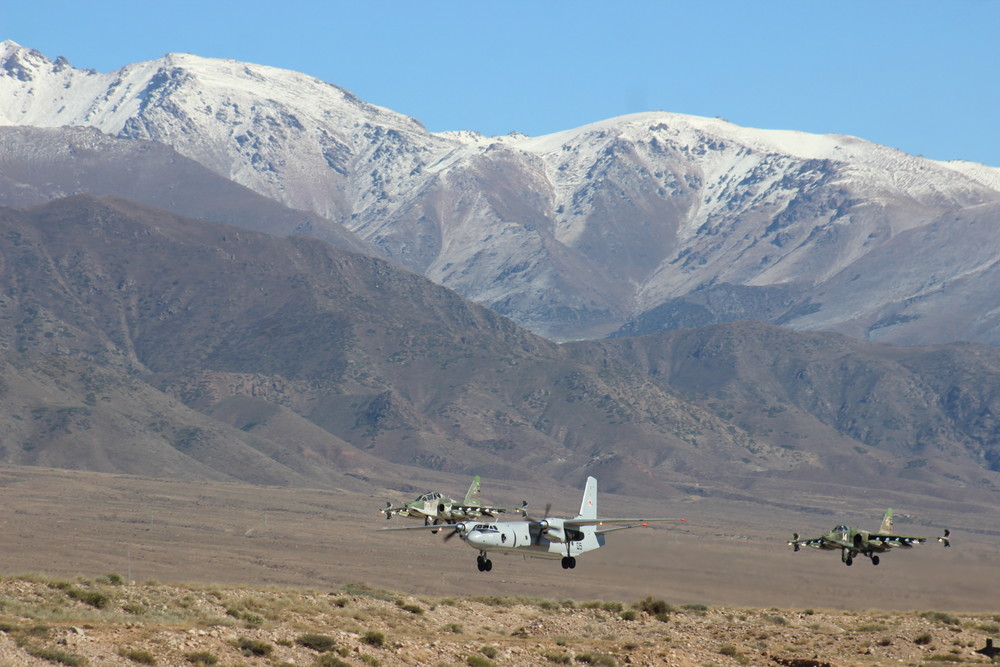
460 521 605 560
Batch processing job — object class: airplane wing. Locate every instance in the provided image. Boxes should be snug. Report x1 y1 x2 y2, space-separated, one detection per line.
868 531 951 548
788 535 844 550
566 517 686 529
380 523 460 533
452 502 527 517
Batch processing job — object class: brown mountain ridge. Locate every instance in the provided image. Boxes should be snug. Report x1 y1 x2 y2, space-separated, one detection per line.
1 194 999 505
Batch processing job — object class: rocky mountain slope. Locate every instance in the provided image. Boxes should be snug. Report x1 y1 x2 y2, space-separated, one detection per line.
0 195 778 495
1 195 999 498
4 40 1000 343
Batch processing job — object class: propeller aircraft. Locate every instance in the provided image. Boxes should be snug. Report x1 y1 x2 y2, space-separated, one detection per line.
382 475 526 530
383 476 685 572
789 508 951 566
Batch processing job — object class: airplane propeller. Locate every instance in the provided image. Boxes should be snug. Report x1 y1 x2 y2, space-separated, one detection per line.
383 502 393 520
526 503 552 545
443 523 466 542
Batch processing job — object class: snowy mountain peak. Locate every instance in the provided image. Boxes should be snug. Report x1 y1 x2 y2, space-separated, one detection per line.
5 43 1000 344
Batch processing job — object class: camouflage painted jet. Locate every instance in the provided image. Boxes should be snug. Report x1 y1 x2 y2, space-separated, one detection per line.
382 475 526 529
789 508 951 566
384 476 685 572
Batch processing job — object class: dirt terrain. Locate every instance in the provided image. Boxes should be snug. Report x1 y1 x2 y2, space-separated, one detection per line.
1 575 1000 666
1 465 999 665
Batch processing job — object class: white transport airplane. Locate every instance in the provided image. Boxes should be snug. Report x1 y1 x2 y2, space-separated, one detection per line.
384 476 685 571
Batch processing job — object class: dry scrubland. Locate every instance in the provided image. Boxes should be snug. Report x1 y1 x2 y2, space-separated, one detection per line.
1 574 999 667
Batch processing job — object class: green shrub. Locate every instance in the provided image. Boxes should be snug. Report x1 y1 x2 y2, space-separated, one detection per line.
119 648 157 664
298 633 338 652
574 653 616 666
362 631 385 648
481 646 499 658
923 611 960 626
235 637 272 656
360 655 381 666
397 602 423 615
444 623 463 634
466 655 492 667
316 655 351 667
543 653 571 664
184 651 218 666
619 610 637 621
66 587 111 609
637 596 673 616
25 646 87 666
915 632 934 645
718 645 750 665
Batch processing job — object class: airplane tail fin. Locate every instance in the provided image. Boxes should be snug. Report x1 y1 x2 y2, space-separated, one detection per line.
463 475 482 507
879 508 894 534
577 476 597 520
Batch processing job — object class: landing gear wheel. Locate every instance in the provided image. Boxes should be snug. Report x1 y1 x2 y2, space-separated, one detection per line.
568 556 576 569
845 557 853 566
484 559 493 572
871 555 880 566
561 557 570 569
476 555 486 572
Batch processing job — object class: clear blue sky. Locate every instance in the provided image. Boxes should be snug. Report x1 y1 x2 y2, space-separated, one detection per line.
7 1 999 166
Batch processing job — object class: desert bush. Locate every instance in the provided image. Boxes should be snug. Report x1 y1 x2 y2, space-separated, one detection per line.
682 603 708 612
103 573 125 585
444 623 463 633
362 630 385 647
923 611 961 626
481 645 499 658
25 645 87 666
316 655 351 667
543 653 571 664
637 596 673 616
235 637 272 656
339 583 395 601
718 645 750 665
767 615 789 626
601 601 623 613
119 647 157 664
619 610 637 621
184 651 218 666
877 637 893 647
915 632 934 645
574 653 616 666
360 654 381 666
66 587 111 609
298 633 338 652
466 655 492 667
396 601 423 615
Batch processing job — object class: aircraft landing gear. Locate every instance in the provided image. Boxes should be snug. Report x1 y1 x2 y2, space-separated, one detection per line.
560 556 577 569
476 553 493 572
871 555 880 566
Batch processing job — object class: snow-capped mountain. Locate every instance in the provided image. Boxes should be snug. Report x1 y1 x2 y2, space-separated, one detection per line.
4 40 1000 343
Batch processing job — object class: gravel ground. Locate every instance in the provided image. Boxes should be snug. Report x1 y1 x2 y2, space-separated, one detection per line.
1 576 999 666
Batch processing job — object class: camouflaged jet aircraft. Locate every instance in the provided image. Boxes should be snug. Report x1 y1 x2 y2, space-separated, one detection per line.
384 476 685 572
382 475 526 530
789 508 951 566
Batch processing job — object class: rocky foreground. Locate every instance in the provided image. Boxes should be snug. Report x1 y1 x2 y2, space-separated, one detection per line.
0 574 998 666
